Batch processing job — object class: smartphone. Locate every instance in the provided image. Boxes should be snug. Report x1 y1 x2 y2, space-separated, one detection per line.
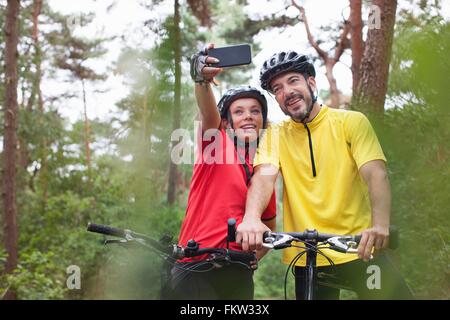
208 44 252 68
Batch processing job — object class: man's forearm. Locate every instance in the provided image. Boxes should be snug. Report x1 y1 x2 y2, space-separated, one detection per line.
368 169 391 229
237 165 278 251
359 160 391 257
244 168 277 220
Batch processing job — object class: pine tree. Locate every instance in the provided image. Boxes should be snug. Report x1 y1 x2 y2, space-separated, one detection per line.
2 0 21 300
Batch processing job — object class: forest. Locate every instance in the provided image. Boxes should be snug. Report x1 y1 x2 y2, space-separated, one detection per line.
0 0 449 300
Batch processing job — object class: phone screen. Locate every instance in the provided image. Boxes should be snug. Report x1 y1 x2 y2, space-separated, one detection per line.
208 44 252 68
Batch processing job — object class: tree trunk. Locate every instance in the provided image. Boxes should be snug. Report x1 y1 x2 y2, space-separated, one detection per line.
18 0 43 173
32 0 48 201
349 0 363 94
33 0 44 112
186 0 212 28
324 59 340 108
81 79 92 185
167 0 181 205
353 0 397 116
134 88 151 210
2 0 20 301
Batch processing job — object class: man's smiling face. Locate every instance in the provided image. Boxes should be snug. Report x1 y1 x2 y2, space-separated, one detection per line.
270 72 316 122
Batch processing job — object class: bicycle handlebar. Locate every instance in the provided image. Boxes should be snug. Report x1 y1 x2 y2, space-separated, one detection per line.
87 221 255 265
87 222 175 255
261 226 399 300
263 226 398 252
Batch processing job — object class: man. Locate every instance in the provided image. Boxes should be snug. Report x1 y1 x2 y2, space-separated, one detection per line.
236 51 413 299
164 44 276 300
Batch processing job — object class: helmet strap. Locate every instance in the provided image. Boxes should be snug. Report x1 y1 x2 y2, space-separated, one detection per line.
226 111 234 129
301 83 317 123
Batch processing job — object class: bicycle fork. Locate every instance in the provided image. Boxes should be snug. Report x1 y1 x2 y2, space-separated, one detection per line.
303 239 318 300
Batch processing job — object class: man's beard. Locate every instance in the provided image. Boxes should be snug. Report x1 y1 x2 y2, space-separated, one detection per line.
283 91 313 122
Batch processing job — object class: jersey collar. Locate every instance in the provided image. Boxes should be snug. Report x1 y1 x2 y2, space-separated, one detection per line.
289 104 329 130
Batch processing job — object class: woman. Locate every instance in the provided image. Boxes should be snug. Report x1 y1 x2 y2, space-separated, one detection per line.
164 44 276 300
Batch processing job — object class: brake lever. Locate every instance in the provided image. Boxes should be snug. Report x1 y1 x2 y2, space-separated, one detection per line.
326 236 351 252
104 235 140 247
326 236 373 259
263 233 295 249
104 239 129 245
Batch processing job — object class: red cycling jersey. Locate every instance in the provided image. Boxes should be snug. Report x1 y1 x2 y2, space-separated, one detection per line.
178 128 276 261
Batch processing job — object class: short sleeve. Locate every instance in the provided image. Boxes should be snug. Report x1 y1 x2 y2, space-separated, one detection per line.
254 124 281 169
345 112 387 169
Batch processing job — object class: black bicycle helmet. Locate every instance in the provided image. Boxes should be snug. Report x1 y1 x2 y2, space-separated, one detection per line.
217 86 268 127
260 51 316 91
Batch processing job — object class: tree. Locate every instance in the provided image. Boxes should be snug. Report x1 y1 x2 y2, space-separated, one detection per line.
13 1 66 200
2 0 20 300
292 1 350 108
167 0 182 205
187 0 213 28
352 0 398 115
349 0 363 94
16 0 44 172
30 0 47 200
114 5 205 211
48 15 107 184
382 16 449 298
213 0 298 87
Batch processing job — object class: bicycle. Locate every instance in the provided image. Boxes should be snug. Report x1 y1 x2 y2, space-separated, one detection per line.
86 219 255 297
262 227 398 300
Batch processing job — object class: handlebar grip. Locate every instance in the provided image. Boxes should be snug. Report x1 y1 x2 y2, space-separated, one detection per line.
87 222 126 238
227 218 236 242
389 225 398 250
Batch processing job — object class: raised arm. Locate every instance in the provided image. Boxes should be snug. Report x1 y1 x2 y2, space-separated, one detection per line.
195 83 221 131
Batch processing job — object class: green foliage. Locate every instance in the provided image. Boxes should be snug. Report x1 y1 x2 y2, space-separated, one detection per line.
254 249 295 300
9 181 130 299
1 249 66 299
84 204 184 299
47 11 108 82
3 0 448 301
113 5 205 211
379 19 450 299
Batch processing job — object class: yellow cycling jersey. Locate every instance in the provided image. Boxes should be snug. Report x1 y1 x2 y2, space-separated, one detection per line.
255 105 387 266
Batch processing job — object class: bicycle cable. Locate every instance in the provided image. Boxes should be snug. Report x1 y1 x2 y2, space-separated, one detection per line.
283 240 337 299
